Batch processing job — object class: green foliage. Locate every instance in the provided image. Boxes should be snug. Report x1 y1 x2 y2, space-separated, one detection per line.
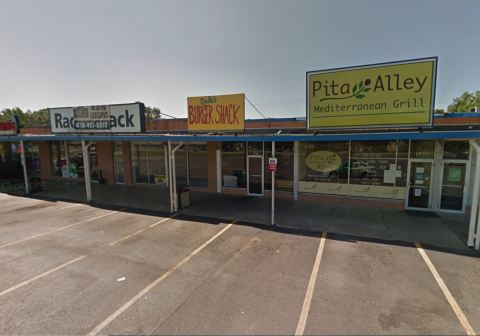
145 106 162 121
447 91 480 112
0 107 50 127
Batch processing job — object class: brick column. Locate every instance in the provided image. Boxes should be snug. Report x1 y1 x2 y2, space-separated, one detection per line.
37 142 52 180
96 141 114 184
207 141 219 192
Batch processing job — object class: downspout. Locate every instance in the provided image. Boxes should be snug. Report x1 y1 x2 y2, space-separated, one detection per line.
468 139 480 249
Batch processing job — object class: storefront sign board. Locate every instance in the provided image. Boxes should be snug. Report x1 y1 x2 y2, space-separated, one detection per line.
307 57 437 129
49 102 146 133
0 119 18 135
187 94 245 132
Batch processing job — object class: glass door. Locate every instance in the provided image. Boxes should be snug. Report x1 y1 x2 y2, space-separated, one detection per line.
247 155 263 196
407 160 433 209
440 162 467 212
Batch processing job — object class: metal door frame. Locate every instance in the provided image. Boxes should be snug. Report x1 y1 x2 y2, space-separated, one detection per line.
438 159 470 213
405 158 435 211
247 154 264 196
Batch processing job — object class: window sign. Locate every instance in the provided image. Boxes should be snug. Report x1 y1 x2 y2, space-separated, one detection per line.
305 151 342 173
447 167 462 183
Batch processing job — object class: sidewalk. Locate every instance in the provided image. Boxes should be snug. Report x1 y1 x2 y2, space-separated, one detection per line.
29 180 471 251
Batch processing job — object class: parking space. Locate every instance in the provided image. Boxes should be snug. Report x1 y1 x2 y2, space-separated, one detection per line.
0 193 479 335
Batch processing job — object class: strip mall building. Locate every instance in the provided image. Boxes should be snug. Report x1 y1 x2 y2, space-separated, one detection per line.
1 58 480 248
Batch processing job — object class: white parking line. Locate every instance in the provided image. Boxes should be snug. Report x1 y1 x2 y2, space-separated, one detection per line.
416 243 476 336
108 215 177 247
88 220 236 336
57 203 84 210
295 231 328 336
0 208 127 249
0 255 86 297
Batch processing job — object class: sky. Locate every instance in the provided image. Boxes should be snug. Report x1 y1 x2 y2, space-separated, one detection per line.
1 0 479 119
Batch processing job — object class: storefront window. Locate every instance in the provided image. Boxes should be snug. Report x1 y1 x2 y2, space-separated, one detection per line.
68 143 83 178
350 141 398 186
113 142 124 184
25 143 41 176
50 142 66 177
148 143 167 185
222 142 246 188
410 140 435 159
131 142 149 183
188 143 208 188
174 145 188 186
299 142 350 184
50 141 97 180
274 142 294 191
443 141 469 160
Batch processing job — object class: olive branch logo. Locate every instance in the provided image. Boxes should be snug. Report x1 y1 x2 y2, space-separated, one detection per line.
319 78 372 102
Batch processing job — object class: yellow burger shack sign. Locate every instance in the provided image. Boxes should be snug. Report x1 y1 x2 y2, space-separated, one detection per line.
307 57 437 129
188 93 245 132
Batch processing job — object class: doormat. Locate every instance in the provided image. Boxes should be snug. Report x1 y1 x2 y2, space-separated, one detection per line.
404 210 440 218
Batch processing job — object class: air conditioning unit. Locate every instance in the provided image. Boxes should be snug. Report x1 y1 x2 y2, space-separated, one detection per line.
469 107 478 112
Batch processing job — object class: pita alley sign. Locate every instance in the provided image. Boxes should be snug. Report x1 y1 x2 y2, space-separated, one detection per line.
307 57 437 129
187 93 245 132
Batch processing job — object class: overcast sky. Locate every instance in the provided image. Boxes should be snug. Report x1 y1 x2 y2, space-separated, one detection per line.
1 0 479 118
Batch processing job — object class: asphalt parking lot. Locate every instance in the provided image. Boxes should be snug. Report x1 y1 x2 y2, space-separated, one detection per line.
0 193 479 335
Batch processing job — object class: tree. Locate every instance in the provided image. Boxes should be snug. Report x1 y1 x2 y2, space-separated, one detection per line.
0 107 50 127
145 106 162 121
447 91 480 112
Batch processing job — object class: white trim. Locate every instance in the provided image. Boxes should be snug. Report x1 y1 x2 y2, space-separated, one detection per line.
438 160 469 213
406 158 435 211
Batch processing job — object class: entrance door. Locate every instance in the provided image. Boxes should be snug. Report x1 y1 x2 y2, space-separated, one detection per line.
407 160 433 209
247 155 263 196
440 162 468 212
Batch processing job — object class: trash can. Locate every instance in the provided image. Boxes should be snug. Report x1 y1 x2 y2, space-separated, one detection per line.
177 186 190 208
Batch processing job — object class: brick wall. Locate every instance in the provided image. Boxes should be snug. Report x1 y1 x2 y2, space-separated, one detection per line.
96 142 114 184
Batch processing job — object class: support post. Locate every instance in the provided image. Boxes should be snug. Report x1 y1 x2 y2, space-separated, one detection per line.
271 141 275 225
170 141 183 212
20 141 29 194
216 148 221 193
168 142 174 212
468 140 480 249
186 143 190 187
64 141 71 177
164 143 169 187
82 140 92 202
293 141 299 201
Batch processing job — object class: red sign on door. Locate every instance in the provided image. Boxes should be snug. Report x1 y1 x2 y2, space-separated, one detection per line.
268 157 277 172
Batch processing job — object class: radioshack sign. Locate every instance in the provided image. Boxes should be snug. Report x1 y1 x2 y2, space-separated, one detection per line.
49 103 146 133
